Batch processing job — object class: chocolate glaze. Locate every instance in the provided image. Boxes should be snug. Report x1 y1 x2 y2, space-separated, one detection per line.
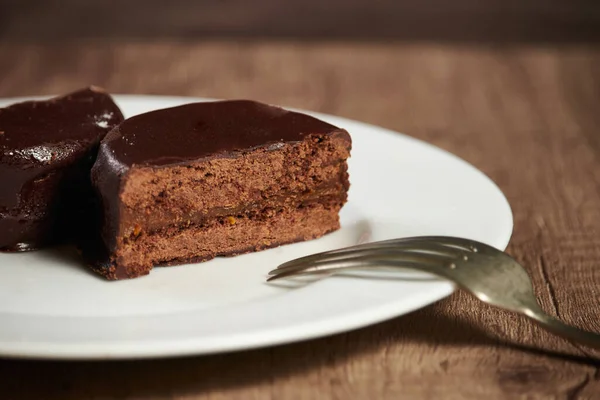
91 100 351 272
0 87 124 251
100 100 350 167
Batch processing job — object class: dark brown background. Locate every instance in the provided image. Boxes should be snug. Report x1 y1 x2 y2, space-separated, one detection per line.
1 1 600 399
1 0 600 43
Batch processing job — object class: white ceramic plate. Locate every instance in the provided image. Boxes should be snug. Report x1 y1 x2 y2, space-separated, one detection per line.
0 95 512 360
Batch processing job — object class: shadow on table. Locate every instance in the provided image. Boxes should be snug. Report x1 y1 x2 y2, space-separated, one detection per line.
0 297 598 399
400 304 600 365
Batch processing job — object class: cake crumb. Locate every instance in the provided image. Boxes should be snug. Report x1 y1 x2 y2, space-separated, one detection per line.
227 216 236 225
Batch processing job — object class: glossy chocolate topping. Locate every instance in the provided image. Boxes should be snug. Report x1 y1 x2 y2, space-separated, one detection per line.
0 87 124 251
100 100 349 167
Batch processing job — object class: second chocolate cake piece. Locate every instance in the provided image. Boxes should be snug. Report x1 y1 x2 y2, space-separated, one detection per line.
0 87 124 251
91 100 351 279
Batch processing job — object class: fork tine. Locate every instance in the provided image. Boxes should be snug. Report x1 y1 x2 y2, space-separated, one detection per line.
356 236 474 252
273 240 468 273
268 236 481 281
267 257 445 282
269 248 455 275
278 237 436 264
420 236 482 252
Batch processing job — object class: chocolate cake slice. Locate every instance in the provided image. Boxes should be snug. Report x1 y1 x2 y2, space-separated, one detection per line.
91 100 351 279
0 87 124 251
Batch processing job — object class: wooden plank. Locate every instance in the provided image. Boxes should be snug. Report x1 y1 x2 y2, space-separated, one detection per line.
0 42 599 398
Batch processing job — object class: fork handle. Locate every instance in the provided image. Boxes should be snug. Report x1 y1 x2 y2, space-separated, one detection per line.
524 308 600 351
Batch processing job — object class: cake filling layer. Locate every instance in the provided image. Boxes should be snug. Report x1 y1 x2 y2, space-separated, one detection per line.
121 190 347 237
120 178 347 233
96 202 342 280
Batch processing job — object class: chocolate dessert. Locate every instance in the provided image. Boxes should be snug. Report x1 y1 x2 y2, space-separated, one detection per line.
91 100 351 279
0 87 124 251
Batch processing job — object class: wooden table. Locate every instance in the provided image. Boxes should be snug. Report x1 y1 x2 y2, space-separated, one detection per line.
2 20 600 400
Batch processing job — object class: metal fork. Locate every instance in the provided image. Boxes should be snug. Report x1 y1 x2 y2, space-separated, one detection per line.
267 236 600 350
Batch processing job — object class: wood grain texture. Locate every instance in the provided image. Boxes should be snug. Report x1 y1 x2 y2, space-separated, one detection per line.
1 41 600 399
